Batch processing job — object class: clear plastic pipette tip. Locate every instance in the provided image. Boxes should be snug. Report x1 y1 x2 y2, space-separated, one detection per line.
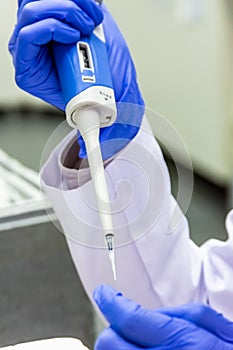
105 233 117 280
109 250 116 281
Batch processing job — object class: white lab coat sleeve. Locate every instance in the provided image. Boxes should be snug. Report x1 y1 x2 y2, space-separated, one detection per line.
40 117 204 310
200 209 233 320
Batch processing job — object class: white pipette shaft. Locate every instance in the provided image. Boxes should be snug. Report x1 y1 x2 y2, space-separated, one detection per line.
74 108 116 280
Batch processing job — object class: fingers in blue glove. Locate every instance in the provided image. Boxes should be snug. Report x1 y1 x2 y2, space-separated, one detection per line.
12 18 82 100
17 0 103 27
15 18 81 61
94 285 191 348
10 0 103 52
158 303 233 343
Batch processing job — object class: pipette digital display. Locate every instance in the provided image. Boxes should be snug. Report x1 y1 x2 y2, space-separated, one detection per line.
52 1 117 280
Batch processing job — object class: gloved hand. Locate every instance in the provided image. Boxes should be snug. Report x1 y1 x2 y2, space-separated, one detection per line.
9 0 144 159
94 285 233 350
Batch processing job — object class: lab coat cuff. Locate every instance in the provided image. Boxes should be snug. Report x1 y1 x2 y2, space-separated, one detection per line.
58 134 117 190
58 115 147 189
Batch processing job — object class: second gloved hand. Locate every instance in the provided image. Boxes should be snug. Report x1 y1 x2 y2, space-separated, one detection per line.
9 0 145 160
94 285 233 350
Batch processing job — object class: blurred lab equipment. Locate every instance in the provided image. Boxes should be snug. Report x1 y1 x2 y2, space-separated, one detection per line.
0 148 52 231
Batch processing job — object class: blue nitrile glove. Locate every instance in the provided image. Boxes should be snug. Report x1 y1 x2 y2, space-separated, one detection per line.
9 1 144 160
94 285 233 350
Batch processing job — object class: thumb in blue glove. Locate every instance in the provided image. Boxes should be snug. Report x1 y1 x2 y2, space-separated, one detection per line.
93 284 233 350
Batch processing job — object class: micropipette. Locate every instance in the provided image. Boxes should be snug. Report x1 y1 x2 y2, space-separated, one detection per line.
52 1 117 280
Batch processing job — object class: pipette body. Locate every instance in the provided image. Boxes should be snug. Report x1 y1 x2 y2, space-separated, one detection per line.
53 22 117 279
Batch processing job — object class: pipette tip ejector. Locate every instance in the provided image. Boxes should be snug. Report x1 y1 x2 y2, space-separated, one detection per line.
105 233 116 280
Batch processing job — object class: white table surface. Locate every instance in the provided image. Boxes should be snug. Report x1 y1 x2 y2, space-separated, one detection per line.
1 338 89 350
